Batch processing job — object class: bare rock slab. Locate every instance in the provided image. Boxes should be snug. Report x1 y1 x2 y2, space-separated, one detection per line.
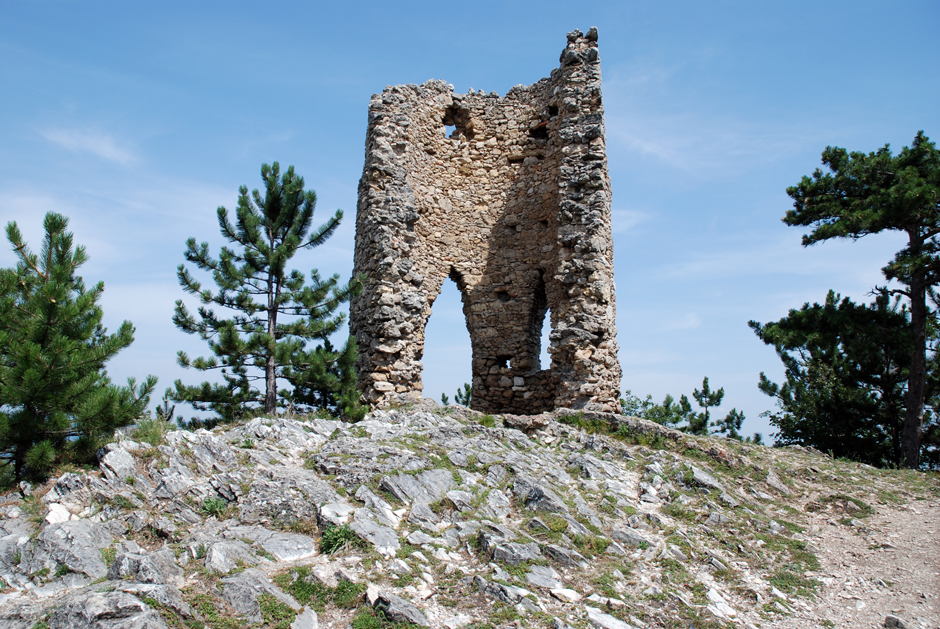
374 591 430 626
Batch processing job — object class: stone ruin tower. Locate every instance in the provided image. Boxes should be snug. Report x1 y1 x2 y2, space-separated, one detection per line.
350 28 621 415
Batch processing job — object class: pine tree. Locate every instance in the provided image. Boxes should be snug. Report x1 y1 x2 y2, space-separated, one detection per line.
785 132 940 467
0 213 156 482
455 383 472 407
621 382 744 439
643 393 692 428
749 290 938 467
688 377 724 435
171 162 364 424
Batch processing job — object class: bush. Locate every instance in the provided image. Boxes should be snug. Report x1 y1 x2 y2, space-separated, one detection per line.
131 417 172 447
320 524 359 554
201 497 228 518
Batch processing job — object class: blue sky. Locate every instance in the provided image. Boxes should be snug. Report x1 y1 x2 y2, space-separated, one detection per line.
1 1 937 437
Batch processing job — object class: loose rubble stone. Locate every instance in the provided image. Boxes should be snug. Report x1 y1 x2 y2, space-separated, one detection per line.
526 565 563 589
492 542 543 565
116 583 191 618
99 446 138 482
48 591 167 629
407 502 440 530
610 527 649 547
223 525 317 561
523 484 569 514
204 540 258 574
27 520 114 580
291 608 318 629
220 568 300 624
585 605 637 629
0 360 936 629
690 465 725 492
374 591 430 627
765 470 792 495
380 469 454 504
108 548 183 585
351 515 400 555
543 544 589 567
355 486 400 528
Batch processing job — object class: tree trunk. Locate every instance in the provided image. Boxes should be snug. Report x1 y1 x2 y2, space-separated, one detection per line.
901 268 927 468
265 354 276 415
264 239 277 416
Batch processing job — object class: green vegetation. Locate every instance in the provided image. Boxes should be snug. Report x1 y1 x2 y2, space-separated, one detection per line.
769 567 819 597
200 497 228 518
455 383 472 407
751 289 938 468
170 162 365 427
806 493 874 519
780 131 940 468
131 416 172 447
620 381 757 442
0 212 156 482
112 495 135 510
320 523 361 554
189 593 243 629
257 593 296 629
273 566 365 612
350 608 422 629
557 411 672 449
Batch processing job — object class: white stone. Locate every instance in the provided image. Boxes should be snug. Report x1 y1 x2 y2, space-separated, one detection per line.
550 588 582 602
44 503 73 525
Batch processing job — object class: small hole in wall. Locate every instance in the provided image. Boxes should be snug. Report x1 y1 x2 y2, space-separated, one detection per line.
508 156 525 165
497 356 511 369
548 105 559 117
529 124 549 140
443 105 474 140
496 290 510 303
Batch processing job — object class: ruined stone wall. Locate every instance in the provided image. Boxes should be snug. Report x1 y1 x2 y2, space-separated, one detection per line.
350 28 621 414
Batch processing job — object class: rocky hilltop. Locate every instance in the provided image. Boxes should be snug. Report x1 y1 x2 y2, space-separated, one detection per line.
0 400 937 629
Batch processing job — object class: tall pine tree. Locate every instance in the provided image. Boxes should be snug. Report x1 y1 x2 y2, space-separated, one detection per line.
171 162 364 424
0 213 156 481
785 132 940 467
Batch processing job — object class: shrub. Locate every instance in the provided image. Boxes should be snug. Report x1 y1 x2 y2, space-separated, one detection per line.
320 523 359 554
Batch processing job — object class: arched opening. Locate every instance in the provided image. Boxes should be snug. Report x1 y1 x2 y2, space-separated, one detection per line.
524 271 552 373
539 308 551 370
422 273 472 405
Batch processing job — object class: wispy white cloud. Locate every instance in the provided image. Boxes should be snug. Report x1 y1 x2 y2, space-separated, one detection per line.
602 60 812 179
39 127 136 164
663 312 702 331
617 348 682 366
658 232 908 287
611 208 647 233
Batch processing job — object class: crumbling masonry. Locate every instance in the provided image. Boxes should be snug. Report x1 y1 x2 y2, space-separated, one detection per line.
350 28 621 414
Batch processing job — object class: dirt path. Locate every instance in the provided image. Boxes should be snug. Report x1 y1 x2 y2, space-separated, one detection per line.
769 497 940 628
